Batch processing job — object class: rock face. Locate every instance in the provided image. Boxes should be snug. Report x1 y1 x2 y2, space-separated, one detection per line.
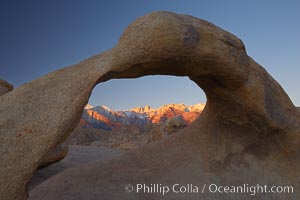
164 115 187 134
0 79 13 95
147 115 188 143
38 142 68 169
0 11 299 200
0 79 67 169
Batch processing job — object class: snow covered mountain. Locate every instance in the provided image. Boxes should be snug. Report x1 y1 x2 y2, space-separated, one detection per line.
81 103 205 130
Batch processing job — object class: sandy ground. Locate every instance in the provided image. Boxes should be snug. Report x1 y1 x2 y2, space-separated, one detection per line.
28 145 124 191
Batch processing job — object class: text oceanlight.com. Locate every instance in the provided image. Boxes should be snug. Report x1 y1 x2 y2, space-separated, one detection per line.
125 183 294 196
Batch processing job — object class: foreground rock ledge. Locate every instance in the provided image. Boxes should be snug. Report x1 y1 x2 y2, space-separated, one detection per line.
0 11 299 200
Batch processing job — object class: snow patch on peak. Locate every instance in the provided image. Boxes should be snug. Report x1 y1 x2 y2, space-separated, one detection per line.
122 111 148 119
85 104 93 109
100 105 112 112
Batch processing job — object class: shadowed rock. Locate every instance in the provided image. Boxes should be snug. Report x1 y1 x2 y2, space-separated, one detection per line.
0 79 13 95
27 145 124 191
38 142 68 169
0 11 299 200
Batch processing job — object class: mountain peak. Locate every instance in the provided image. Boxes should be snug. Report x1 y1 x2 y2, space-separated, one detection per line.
82 102 205 130
128 105 154 113
85 104 93 109
100 105 112 112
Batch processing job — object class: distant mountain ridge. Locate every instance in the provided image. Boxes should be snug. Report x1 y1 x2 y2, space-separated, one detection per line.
81 103 205 130
129 103 205 113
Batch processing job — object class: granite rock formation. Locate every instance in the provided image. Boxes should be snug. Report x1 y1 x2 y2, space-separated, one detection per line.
164 115 187 134
38 142 68 169
0 80 68 169
147 115 188 143
0 11 299 200
0 79 13 96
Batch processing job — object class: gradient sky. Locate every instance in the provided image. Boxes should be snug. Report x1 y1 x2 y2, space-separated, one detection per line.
0 0 299 110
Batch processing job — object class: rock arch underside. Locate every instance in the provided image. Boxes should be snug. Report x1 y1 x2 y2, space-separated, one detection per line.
0 11 300 200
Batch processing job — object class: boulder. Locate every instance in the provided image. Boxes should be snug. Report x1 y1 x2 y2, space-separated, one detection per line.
147 116 188 143
0 11 299 200
147 123 165 143
164 115 187 134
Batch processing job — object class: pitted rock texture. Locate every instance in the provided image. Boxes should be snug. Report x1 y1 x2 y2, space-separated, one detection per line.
0 11 299 200
0 79 68 169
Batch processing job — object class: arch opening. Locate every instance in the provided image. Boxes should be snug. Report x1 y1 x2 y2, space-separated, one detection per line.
72 75 207 150
27 75 207 191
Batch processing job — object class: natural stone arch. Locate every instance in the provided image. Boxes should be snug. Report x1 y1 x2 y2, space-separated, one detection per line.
0 11 299 200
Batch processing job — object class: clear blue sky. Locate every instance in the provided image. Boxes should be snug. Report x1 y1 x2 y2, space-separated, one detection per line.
0 0 299 110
